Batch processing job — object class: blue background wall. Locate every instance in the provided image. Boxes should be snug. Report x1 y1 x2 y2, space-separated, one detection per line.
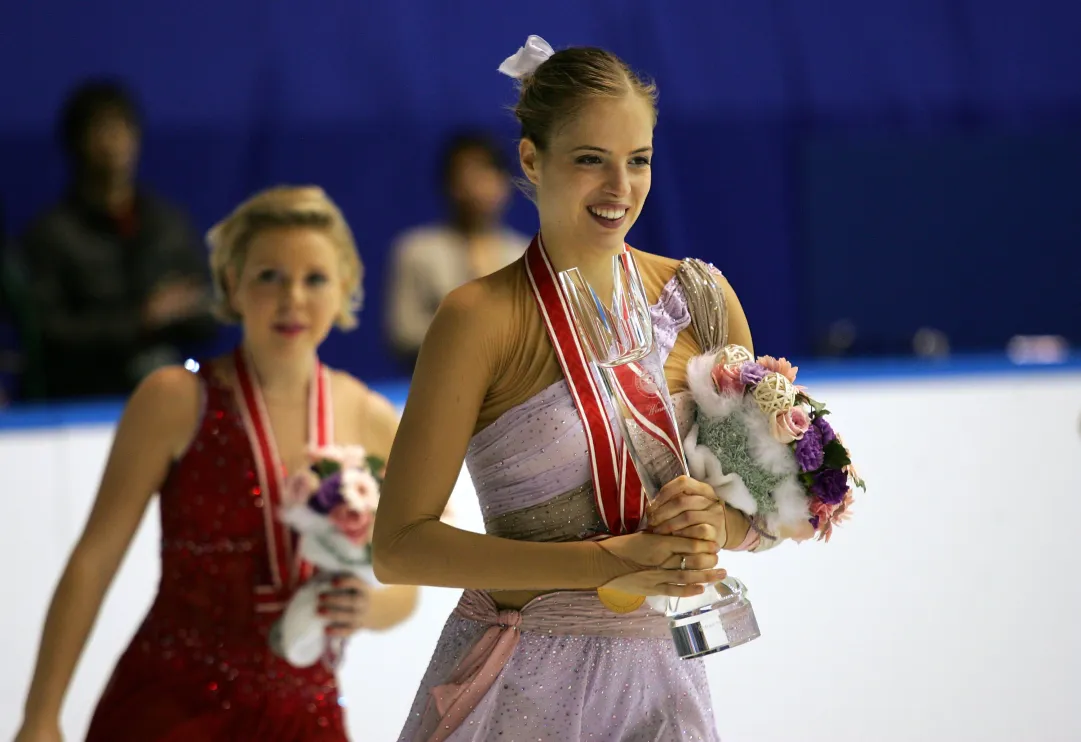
2 0 1079 382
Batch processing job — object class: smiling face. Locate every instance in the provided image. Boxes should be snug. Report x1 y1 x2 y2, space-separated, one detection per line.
228 226 345 360
520 94 654 256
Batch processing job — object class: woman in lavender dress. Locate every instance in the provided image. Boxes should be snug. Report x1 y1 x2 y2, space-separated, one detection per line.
373 36 781 741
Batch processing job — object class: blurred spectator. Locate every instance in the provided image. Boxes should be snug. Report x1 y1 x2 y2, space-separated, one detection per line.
912 327 951 358
385 131 528 365
0 200 42 403
0 202 15 404
19 78 215 400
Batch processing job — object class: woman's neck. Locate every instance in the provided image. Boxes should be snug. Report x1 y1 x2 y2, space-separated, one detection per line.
242 342 316 403
540 228 625 305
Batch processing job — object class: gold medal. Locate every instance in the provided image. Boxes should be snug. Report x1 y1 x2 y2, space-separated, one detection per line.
597 587 645 614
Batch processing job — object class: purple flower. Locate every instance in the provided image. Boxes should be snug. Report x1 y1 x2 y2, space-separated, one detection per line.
794 426 825 472
739 362 769 386
811 468 849 506
813 416 836 444
309 471 344 514
809 515 820 530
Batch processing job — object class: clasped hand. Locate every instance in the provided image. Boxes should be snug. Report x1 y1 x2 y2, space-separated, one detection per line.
597 476 728 598
647 474 727 545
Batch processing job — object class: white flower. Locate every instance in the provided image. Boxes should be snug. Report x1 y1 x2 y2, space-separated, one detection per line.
340 468 379 512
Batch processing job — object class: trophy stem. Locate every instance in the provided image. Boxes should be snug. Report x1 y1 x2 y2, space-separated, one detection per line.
593 363 687 499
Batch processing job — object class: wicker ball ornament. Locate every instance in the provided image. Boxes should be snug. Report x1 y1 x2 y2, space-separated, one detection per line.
717 344 754 368
752 372 797 413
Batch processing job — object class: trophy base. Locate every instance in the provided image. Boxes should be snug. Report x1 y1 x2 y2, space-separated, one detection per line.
668 587 761 660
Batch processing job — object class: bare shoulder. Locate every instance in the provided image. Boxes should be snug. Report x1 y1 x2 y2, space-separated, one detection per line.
630 246 732 288
132 364 202 413
125 364 204 456
445 260 521 315
711 271 741 305
331 371 396 422
331 370 400 458
675 260 753 352
427 261 520 347
632 246 740 302
402 260 524 422
631 248 682 272
629 248 755 353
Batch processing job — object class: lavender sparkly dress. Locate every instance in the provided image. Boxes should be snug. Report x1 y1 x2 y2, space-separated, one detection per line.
397 266 723 742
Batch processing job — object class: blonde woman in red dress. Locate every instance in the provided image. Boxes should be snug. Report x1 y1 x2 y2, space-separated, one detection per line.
15 186 417 742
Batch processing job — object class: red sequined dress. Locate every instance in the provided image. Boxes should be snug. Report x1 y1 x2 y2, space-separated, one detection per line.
85 358 348 741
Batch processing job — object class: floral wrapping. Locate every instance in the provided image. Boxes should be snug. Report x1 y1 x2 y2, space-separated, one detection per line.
684 345 866 544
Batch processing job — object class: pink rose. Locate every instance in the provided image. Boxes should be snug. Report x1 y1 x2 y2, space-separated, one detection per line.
710 364 746 397
328 504 375 545
756 355 798 383
769 406 811 444
808 497 836 540
282 469 319 507
808 497 835 523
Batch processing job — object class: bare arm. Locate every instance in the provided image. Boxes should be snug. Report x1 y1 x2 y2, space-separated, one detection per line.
372 283 711 591
372 283 612 590
358 387 417 629
18 367 201 728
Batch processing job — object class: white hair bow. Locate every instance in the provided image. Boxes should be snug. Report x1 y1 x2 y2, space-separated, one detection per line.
497 34 555 79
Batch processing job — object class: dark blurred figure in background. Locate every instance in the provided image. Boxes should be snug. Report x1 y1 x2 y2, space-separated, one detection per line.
0 200 42 404
385 131 527 367
18 78 215 400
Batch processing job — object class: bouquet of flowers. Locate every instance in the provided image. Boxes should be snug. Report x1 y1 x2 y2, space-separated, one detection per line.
683 344 865 543
270 444 383 669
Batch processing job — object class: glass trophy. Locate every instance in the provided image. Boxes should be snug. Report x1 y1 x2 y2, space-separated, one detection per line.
559 253 760 659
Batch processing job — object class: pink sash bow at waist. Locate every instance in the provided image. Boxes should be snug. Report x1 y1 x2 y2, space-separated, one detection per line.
417 589 669 741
